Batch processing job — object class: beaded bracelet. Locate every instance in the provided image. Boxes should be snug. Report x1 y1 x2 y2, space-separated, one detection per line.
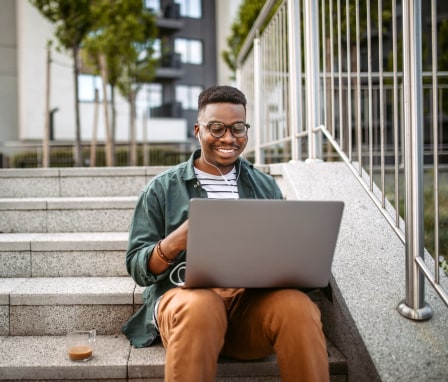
156 240 175 265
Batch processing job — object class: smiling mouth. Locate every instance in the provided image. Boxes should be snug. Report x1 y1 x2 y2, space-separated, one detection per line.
216 147 238 153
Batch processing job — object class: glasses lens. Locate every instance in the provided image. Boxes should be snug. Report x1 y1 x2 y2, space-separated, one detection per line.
208 122 226 137
206 122 248 138
232 123 247 137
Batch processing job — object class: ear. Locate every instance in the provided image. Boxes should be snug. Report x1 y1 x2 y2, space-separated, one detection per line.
194 124 200 138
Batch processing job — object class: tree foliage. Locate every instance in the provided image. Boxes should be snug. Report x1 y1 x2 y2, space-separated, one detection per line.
322 0 392 46
81 0 157 166
222 0 267 76
30 0 94 51
223 0 395 76
29 0 158 166
30 0 95 166
82 0 157 93
437 19 448 71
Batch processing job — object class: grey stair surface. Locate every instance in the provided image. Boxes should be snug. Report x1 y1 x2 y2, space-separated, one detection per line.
0 167 167 198
0 336 347 381
1 277 139 336
0 232 129 277
0 167 347 381
0 197 137 233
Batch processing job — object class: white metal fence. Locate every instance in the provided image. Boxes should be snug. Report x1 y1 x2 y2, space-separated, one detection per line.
237 0 448 318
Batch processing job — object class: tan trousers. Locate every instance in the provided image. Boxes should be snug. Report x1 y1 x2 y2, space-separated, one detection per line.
157 287 329 382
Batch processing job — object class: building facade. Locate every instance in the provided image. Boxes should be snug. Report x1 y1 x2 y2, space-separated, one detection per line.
0 0 240 148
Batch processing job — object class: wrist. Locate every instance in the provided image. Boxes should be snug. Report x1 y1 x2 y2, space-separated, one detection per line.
155 239 177 265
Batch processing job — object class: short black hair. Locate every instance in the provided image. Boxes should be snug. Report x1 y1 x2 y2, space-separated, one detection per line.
198 85 247 112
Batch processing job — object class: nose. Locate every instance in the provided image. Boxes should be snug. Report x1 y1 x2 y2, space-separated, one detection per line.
220 126 237 141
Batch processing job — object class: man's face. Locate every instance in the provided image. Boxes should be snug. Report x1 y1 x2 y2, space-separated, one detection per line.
194 102 248 173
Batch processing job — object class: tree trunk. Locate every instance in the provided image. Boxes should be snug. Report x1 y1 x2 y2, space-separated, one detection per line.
129 91 137 166
111 86 116 166
90 89 99 167
99 53 113 167
73 45 83 167
143 109 149 166
43 44 51 168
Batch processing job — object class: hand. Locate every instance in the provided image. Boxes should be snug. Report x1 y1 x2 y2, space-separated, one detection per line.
168 219 189 253
148 220 189 274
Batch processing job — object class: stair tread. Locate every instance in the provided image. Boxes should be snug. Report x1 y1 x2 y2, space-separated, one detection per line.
0 277 138 305
0 335 347 380
0 167 168 198
0 196 137 210
0 165 348 380
0 166 166 178
0 335 131 380
0 231 128 251
0 196 137 201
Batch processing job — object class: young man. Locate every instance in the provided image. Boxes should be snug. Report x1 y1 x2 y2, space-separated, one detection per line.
122 85 329 381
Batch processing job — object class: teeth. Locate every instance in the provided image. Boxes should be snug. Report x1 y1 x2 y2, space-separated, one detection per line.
218 148 235 153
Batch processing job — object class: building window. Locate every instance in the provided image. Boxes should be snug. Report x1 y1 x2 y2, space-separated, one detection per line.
145 0 201 18
176 85 202 110
153 39 161 59
137 83 163 116
177 0 202 18
175 38 203 64
78 74 111 102
145 0 161 14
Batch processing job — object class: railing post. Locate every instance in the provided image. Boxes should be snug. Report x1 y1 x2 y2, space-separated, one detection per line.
397 0 433 320
287 0 302 161
303 0 322 161
253 35 263 165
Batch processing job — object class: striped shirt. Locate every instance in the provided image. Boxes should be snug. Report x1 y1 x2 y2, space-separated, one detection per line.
194 167 239 199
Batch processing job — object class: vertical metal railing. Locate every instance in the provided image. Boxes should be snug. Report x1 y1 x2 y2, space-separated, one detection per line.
287 0 302 161
304 0 322 161
396 0 433 319
238 0 295 164
237 0 448 316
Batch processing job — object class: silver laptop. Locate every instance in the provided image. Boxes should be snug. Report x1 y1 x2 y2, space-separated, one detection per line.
182 198 344 289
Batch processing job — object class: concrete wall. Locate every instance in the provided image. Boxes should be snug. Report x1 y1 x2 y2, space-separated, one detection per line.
16 0 73 141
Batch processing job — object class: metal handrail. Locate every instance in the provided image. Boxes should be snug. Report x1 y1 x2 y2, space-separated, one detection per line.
236 0 448 317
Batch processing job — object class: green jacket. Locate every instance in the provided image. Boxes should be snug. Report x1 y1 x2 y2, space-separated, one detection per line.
121 149 283 347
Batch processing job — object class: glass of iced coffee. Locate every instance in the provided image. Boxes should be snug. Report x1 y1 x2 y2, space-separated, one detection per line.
66 330 96 361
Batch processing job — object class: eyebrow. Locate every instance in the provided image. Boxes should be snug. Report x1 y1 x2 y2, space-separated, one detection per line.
205 120 246 125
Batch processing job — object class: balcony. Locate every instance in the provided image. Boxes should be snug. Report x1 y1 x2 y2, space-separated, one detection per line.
150 101 183 118
155 52 183 79
155 3 183 31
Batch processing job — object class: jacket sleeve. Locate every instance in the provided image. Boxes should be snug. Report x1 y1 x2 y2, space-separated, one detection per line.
270 176 284 199
245 163 284 200
125 180 171 286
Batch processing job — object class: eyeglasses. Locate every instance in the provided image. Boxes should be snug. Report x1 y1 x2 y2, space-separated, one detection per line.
198 121 250 138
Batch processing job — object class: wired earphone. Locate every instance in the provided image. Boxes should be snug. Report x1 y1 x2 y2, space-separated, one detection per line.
196 131 242 191
168 131 241 287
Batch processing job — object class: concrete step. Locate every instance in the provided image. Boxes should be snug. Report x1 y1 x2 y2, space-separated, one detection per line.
0 277 144 336
0 232 128 277
0 335 348 381
0 166 350 380
0 277 348 380
0 197 137 233
0 167 167 198
0 278 326 338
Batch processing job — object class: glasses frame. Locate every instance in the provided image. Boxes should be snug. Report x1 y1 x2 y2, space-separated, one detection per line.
197 121 250 138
